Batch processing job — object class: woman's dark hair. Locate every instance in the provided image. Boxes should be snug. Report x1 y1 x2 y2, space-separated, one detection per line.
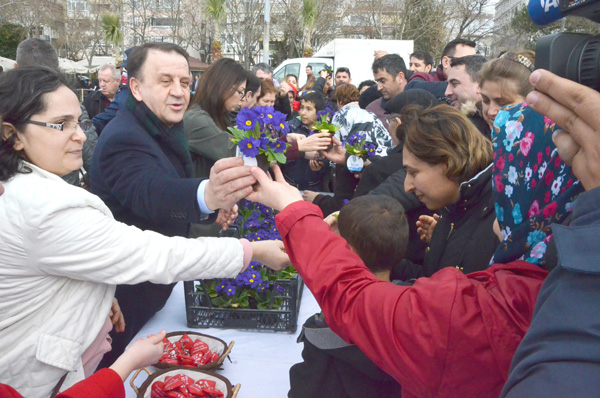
0 66 69 181
338 195 409 273
300 91 326 111
189 58 247 130
246 72 261 95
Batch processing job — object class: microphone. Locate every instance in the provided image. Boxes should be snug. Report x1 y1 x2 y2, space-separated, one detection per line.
528 0 566 25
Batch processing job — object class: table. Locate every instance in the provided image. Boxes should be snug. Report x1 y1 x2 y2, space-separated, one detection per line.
125 281 321 397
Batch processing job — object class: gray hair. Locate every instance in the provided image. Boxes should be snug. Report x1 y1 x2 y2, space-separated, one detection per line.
252 62 273 75
16 38 59 70
98 64 121 80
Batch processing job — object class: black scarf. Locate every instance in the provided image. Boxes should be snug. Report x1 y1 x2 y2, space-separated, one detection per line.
126 93 193 177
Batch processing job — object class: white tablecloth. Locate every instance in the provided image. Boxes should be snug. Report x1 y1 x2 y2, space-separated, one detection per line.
125 281 321 397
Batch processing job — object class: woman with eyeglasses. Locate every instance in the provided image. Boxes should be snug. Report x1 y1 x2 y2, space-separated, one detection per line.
184 58 247 180
183 58 248 237
0 66 289 397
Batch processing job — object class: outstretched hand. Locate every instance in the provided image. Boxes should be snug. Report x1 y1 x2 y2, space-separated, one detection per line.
324 211 340 235
526 69 600 191
320 137 346 165
245 165 303 212
416 214 439 243
250 240 291 271
216 205 238 231
109 330 167 381
110 298 126 333
204 157 256 211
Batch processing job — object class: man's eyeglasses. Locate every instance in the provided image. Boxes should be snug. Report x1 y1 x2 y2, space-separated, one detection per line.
24 120 84 133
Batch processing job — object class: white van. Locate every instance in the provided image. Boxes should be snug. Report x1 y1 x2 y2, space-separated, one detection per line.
272 39 414 89
272 58 330 89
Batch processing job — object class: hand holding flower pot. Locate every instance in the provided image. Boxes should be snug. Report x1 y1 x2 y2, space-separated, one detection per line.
229 106 290 172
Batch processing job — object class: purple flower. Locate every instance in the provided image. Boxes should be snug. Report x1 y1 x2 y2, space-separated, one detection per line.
216 280 237 296
259 136 270 150
239 137 260 157
236 108 259 131
240 270 263 288
269 140 286 153
366 144 376 156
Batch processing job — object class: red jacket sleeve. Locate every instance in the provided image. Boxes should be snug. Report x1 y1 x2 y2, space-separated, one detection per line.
276 201 461 397
56 369 124 398
0 384 25 398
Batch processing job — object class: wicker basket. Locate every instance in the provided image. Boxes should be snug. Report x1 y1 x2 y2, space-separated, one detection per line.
131 367 240 398
153 331 234 371
184 274 303 332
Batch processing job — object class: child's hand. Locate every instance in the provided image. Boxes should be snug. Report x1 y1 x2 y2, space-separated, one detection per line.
110 298 126 333
320 137 346 165
279 81 291 98
216 205 238 231
250 240 291 271
324 211 340 235
245 165 303 211
302 190 319 203
304 151 322 160
416 214 440 243
309 160 324 171
297 132 332 152
109 330 167 381
286 133 306 142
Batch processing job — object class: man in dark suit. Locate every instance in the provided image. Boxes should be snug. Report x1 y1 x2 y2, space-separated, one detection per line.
90 42 255 366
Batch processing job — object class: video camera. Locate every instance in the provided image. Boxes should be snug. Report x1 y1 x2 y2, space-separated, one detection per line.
530 0 600 90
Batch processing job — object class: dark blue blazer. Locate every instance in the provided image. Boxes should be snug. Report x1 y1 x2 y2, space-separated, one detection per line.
90 103 208 239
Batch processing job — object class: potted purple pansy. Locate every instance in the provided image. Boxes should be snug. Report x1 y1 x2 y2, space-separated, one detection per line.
312 104 339 137
344 132 377 172
229 106 290 170
196 200 297 310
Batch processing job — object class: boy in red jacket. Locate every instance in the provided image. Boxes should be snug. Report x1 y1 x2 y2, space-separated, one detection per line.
289 195 407 398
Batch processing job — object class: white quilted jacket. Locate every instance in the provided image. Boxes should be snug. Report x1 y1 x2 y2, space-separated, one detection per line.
0 163 245 397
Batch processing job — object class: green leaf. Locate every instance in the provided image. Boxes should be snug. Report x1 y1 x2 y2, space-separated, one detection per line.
274 152 287 164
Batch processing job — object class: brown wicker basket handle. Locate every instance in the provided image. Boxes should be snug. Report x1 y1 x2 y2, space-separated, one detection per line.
231 383 241 398
217 340 235 366
130 367 152 395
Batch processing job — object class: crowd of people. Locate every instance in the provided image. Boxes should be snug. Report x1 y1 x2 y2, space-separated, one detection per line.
0 35 599 398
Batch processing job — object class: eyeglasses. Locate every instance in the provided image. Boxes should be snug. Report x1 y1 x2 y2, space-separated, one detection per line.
235 87 247 99
24 120 84 133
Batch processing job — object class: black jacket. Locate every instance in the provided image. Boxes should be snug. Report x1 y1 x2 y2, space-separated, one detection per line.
281 119 330 191
83 89 109 119
421 164 497 278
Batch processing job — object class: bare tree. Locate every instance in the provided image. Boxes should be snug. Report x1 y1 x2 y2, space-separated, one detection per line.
123 0 155 46
222 0 264 68
0 0 64 40
444 0 496 41
178 0 210 61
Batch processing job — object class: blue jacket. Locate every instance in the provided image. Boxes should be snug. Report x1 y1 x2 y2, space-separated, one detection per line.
502 186 600 397
91 87 128 134
90 97 208 239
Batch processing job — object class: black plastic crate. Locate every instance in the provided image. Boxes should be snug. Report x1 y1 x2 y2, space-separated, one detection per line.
184 275 304 333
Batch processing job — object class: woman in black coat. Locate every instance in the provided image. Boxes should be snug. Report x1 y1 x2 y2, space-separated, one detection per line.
398 104 498 279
